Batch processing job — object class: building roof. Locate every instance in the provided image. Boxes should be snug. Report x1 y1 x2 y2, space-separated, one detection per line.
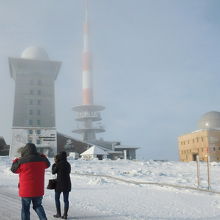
114 145 139 150
198 111 220 130
81 145 108 156
21 46 49 61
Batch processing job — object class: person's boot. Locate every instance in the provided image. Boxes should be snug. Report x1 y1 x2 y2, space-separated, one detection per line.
53 206 61 218
61 207 68 219
61 214 67 219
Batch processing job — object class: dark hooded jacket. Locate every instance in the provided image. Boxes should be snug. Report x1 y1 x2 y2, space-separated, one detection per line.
52 152 71 192
11 143 50 197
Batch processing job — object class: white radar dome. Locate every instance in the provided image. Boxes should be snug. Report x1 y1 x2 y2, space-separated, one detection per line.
21 46 49 61
198 111 220 130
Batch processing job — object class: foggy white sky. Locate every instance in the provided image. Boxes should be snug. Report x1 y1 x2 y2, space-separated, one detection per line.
0 0 220 160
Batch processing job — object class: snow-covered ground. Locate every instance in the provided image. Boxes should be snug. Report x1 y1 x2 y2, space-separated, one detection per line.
1 156 220 220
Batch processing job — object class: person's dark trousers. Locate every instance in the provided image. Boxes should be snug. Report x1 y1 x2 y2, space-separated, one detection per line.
21 197 47 220
55 191 69 218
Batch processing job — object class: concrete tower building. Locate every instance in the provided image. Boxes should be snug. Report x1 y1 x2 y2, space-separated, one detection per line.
9 46 61 157
73 1 105 142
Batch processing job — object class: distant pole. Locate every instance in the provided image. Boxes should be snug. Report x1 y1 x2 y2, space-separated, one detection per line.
196 155 200 188
124 150 127 160
207 155 211 190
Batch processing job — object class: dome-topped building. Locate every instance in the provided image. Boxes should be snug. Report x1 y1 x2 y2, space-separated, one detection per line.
198 111 220 130
9 46 61 157
178 111 220 162
21 46 49 61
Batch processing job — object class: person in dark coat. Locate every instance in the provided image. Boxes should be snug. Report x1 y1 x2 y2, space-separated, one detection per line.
11 143 50 220
52 151 71 219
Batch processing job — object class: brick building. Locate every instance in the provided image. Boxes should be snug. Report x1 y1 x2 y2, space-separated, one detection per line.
178 111 220 162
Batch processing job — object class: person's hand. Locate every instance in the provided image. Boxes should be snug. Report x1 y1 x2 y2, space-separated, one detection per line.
13 158 19 163
54 155 60 163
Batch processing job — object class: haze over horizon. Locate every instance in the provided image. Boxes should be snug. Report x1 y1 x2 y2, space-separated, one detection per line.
0 0 220 160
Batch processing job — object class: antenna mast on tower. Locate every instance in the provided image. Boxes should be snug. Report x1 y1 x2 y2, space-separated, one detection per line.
73 0 105 142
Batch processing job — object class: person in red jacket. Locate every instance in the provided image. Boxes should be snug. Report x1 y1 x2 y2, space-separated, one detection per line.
11 143 50 220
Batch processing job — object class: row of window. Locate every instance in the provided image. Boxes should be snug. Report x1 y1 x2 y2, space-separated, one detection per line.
181 148 206 154
183 155 220 161
30 79 42 85
28 138 41 145
28 129 41 135
183 155 208 161
181 137 204 145
30 89 41 95
28 119 41 126
29 109 41 115
181 147 220 154
29 99 41 105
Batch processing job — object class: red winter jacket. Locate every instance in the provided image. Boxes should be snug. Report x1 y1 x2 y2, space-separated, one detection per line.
11 143 50 197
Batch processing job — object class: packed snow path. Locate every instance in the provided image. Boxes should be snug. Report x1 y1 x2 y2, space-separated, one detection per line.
1 183 220 220
0 186 128 220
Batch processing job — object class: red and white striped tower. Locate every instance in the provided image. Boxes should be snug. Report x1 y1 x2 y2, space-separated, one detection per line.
73 0 105 142
82 0 93 105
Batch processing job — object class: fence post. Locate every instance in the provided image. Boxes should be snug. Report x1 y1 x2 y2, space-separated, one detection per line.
207 155 211 190
196 155 200 188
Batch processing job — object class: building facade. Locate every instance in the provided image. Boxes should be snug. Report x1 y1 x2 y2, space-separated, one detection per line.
9 46 61 157
178 111 220 162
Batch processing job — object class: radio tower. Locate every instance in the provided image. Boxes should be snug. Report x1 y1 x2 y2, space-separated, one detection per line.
73 0 105 142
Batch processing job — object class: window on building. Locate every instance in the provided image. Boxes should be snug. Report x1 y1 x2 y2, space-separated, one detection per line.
213 147 216 151
37 90 41 95
36 139 41 144
36 130 41 134
37 100 41 105
38 80 42 85
201 137 203 142
29 120 33 125
30 90 34 95
28 139 33 143
29 100 33 105
37 120 41 126
37 109 41 115
28 130 33 134
29 109 33 115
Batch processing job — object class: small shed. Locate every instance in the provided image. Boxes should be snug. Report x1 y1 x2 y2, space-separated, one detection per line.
80 145 108 160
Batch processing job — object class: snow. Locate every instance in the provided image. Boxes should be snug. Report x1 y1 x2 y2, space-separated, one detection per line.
81 145 108 156
1 156 220 219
